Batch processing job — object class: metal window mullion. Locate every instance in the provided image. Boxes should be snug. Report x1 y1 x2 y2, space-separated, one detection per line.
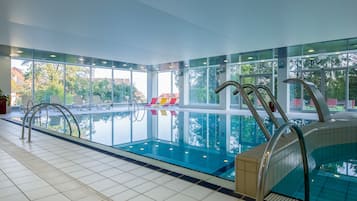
64 63 67 105
111 67 114 105
32 59 35 103
89 65 93 108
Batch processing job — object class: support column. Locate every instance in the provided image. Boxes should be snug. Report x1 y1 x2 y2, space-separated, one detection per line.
277 47 289 113
0 55 11 113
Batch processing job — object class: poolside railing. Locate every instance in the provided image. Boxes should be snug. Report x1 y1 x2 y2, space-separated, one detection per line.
21 103 81 142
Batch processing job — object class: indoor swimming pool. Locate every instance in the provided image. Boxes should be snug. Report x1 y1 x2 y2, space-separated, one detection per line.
12 109 287 181
12 109 316 182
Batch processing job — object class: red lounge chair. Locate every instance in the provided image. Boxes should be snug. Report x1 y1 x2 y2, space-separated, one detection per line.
145 97 158 106
163 98 177 107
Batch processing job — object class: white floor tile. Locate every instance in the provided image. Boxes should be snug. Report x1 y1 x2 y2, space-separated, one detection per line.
144 186 177 201
111 189 139 201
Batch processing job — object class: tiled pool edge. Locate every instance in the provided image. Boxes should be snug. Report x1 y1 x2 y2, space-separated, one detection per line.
2 118 255 201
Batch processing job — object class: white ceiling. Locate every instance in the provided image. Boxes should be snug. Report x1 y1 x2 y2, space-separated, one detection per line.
0 0 357 65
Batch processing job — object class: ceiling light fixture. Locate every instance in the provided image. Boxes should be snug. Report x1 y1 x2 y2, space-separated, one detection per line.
307 49 315 53
123 64 127 67
79 57 84 61
10 53 19 57
203 62 207 65
248 56 253 60
16 50 23 54
102 61 107 64
112 65 116 68
92 63 96 66
223 59 228 63
49 54 57 58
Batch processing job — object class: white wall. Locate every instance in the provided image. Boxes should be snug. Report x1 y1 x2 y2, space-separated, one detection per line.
0 55 11 112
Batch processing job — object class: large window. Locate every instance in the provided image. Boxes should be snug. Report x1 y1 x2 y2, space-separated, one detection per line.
92 67 112 105
132 71 147 103
187 65 220 105
230 57 276 109
288 39 356 112
113 69 131 104
34 61 65 104
65 65 90 106
158 71 179 103
11 59 33 106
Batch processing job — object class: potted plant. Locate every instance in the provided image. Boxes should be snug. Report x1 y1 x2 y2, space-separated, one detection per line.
0 89 10 114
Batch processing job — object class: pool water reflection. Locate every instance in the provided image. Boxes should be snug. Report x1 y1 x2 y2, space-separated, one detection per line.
18 110 282 180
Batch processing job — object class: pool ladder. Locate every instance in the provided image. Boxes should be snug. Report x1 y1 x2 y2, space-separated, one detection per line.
21 103 81 142
256 123 312 201
215 80 289 140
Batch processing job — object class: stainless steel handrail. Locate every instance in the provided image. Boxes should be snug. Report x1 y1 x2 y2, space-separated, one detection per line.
215 81 271 140
256 123 312 201
21 103 81 142
283 78 331 122
255 85 290 124
234 84 281 129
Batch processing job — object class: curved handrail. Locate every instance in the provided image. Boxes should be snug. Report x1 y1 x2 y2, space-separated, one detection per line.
255 85 290 124
28 104 73 141
283 78 331 122
256 123 312 201
215 81 271 140
234 84 281 129
21 103 81 142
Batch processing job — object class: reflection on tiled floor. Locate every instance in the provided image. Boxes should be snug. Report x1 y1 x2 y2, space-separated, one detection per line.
0 119 246 201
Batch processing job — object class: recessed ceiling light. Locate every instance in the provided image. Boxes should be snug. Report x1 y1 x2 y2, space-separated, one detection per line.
92 63 96 66
16 50 23 54
168 65 173 69
169 148 173 151
223 59 228 63
123 64 127 67
112 65 116 68
184 151 189 154
79 57 84 61
140 148 144 151
101 61 107 64
184 64 189 67
49 54 57 58
202 155 207 158
248 56 253 60
307 49 315 53
203 62 207 65
223 159 228 163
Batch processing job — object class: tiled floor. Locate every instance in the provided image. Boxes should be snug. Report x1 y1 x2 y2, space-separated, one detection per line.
0 119 245 201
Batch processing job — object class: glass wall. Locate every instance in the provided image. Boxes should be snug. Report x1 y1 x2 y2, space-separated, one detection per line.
10 59 33 107
65 65 90 106
92 67 112 105
230 50 276 109
158 70 180 104
113 69 131 104
288 38 357 112
34 61 65 104
10 51 148 109
187 57 221 105
132 71 147 103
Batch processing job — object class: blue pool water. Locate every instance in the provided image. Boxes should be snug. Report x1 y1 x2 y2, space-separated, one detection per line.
272 143 357 201
16 109 274 180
